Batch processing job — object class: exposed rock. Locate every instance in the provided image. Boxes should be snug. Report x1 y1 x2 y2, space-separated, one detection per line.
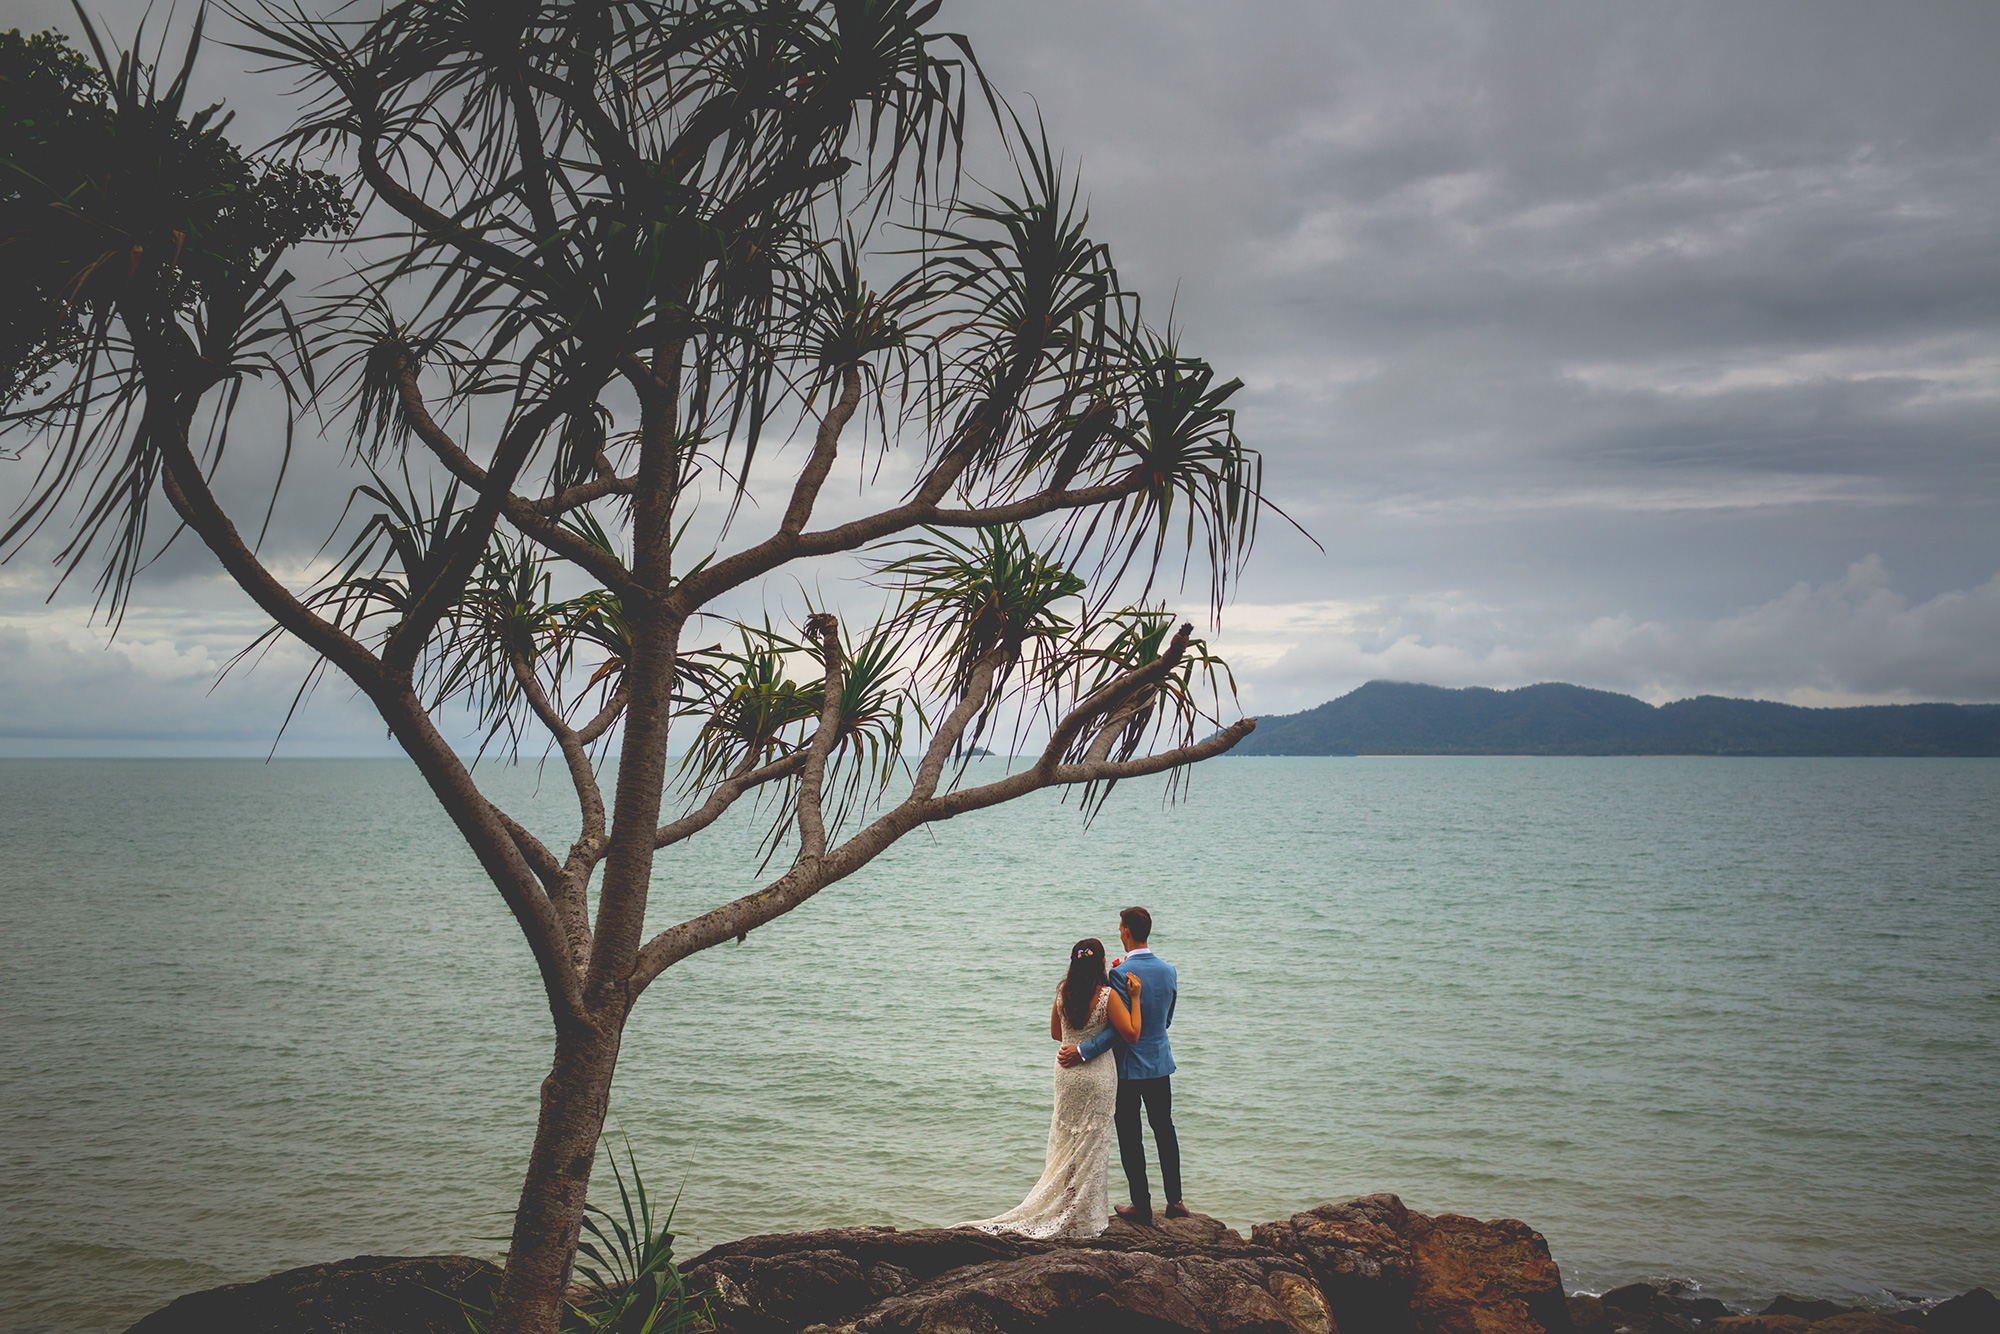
686 1212 1329 1334
1708 1316 1813 1334
684 1224 1034 1333
1647 1316 1696 1334
123 1207 1995 1334
123 1254 498 1334
1593 1284 1728 1334
1603 1286 1660 1314
821 1245 1334 1334
1766 1300 1852 1323
687 1196 1571 1334
1253 1195 1571 1334
1252 1194 1422 1334
1929 1290 2000 1334
1407 1213 1574 1334
1665 1297 1733 1323
1812 1315 1928 1334
1569 1295 1612 1334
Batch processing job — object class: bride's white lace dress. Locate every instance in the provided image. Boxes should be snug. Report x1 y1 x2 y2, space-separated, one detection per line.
961 986 1118 1239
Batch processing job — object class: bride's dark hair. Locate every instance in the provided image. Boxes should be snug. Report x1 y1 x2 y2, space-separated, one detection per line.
1062 938 1109 1030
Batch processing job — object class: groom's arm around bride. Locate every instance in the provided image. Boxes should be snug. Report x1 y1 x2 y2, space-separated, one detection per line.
1059 929 1175 1072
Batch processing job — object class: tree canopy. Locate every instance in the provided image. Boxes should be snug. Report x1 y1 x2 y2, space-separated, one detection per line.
0 5 1276 1331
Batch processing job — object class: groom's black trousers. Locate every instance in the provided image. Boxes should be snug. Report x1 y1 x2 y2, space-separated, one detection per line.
1114 1075 1181 1208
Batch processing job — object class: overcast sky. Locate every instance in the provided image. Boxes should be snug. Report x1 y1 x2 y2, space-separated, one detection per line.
3 0 1997 754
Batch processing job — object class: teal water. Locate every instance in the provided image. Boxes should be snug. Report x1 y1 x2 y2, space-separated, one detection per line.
1 757 1996 1333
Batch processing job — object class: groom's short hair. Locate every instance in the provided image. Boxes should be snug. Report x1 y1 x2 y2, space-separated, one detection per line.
1120 906 1152 943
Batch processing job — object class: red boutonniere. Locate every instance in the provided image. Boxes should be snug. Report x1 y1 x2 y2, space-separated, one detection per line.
1110 956 1126 969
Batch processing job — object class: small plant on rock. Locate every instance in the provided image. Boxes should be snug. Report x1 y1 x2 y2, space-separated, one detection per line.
568 1145 711 1334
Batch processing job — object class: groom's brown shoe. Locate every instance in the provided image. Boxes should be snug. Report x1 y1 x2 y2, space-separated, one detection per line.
1115 1203 1154 1225
1164 1201 1192 1219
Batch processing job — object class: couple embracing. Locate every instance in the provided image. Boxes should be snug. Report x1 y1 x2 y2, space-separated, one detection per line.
964 906 1185 1239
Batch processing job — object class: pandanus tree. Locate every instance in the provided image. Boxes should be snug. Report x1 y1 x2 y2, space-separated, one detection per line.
0 3 1274 1330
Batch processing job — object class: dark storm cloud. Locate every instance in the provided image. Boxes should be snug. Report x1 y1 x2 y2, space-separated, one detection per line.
3 1 1996 749
948 0 2000 708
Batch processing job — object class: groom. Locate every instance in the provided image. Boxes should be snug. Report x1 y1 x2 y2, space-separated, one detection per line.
1058 905 1185 1224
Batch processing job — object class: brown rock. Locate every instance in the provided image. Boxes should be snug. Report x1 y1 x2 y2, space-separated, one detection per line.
126 1197 1587 1334
122 1255 499 1334
685 1225 1033 1333
1253 1195 1571 1334
1604 1286 1660 1315
1569 1295 1611 1334
1766 1300 1850 1323
1253 1194 1423 1334
1407 1213 1574 1334
833 1247 1334 1334
1708 1316 1813 1334
687 1214 1325 1334
1667 1297 1732 1323
1813 1315 1926 1334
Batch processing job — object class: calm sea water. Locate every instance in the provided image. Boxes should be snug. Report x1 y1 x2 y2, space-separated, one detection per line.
1 756 1996 1333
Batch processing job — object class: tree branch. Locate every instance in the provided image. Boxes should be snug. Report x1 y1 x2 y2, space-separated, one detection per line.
509 650 608 841
491 803 564 891
627 716 1257 994
938 718 1258 820
394 368 640 595
359 130 558 304
653 751 806 850
490 800 594 970
155 405 382 688
926 476 1139 529
794 616 845 861
518 65 646 183
680 456 1141 608
1037 623 1194 772
524 470 637 517
780 365 861 537
574 685 628 748
150 371 586 1037
506 653 622 965
381 403 557 676
507 71 562 242
910 645 1007 802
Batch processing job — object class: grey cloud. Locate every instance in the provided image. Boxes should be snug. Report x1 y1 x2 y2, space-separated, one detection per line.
1235 556 2000 713
1 0 1995 747
0 616 391 752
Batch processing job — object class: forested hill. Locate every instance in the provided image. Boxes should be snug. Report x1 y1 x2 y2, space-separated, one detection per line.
1233 681 2000 756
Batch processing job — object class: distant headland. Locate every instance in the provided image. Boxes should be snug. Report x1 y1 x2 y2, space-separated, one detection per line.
1233 681 2000 757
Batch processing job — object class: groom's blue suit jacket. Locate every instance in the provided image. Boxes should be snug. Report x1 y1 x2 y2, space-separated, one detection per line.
1077 950 1176 1078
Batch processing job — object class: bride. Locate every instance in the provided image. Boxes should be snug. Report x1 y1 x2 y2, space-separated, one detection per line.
962 937 1142 1238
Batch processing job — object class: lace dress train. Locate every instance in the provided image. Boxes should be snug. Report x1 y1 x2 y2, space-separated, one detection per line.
961 987 1118 1239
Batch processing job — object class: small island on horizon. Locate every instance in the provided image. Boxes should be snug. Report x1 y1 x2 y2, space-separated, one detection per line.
1232 681 2000 757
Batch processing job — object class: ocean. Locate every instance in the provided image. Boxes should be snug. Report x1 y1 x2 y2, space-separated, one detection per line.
1 756 1995 1333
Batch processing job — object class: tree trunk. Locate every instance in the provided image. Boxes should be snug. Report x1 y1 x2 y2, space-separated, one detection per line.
493 1015 625 1334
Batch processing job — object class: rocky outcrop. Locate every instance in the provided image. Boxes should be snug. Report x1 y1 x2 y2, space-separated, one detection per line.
1249 1193 1423 1334
1767 1300 1854 1324
1928 1291 1999 1334
1600 1281 1733 1334
1707 1316 1813 1334
674 1195 1569 1334
683 1211 1332 1334
1247 1195 1571 1334
120 1210 1996 1334
123 1254 498 1334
